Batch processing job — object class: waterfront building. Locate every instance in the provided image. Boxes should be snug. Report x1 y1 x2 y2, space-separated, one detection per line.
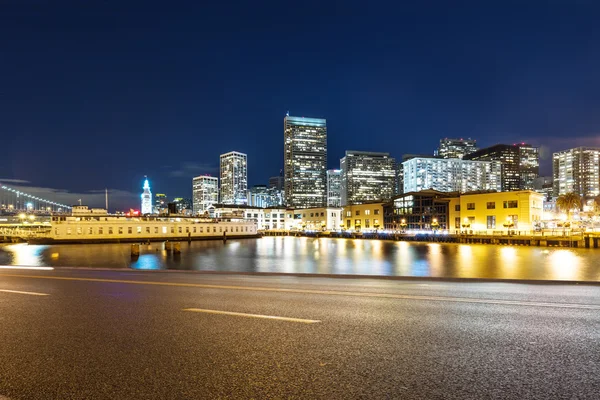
284 115 327 208
220 151 248 205
464 143 540 191
208 204 287 230
552 147 600 200
402 157 502 193
192 175 219 215
342 201 385 232
153 193 168 214
436 138 478 159
383 189 543 233
141 178 152 215
447 190 543 233
286 207 342 231
383 190 456 231
326 169 342 207
340 151 397 206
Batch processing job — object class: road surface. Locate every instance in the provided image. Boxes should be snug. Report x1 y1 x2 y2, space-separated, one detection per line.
0 268 599 399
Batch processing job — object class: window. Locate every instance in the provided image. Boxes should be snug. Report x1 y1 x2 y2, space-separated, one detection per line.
467 203 475 210
310 213 314 217
374 209 379 215
137 227 142 234
146 227 151 233
503 200 518 208
128 227 133 234
213 227 216 233
455 204 460 211
118 227 123 234
487 202 495 209
55 228 59 235
355 219 361 226
199 227 203 233
185 227 189 233
193 227 196 233
365 219 370 228
98 227 103 235
355 210 360 216
346 211 351 217
236 227 239 232
219 226 222 232
346 220 351 228
455 217 461 229
365 210 371 215
509 215 518 228
162 227 167 234
88 227 93 234
487 216 496 229
170 227 174 234
320 212 324 217
108 227 113 235
178 227 182 234
374 219 380 227
67 228 72 235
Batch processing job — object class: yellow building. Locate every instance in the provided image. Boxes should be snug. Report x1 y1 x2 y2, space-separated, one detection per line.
342 202 385 232
448 190 543 233
285 207 342 231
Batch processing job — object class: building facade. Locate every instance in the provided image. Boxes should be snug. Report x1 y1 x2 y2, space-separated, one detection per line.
192 175 219 215
402 157 502 194
284 115 327 208
464 143 540 191
342 201 385 231
383 190 455 231
447 190 543 233
552 147 600 200
340 151 397 206
287 207 342 231
153 193 167 214
326 169 342 207
436 138 478 159
220 151 248 205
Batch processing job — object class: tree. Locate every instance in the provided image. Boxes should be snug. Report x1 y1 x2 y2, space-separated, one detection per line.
556 192 581 221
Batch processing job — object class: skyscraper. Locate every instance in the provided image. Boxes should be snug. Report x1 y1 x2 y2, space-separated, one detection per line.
464 143 540 191
153 193 168 214
192 175 219 214
340 151 397 205
553 147 600 199
284 115 327 208
141 177 152 214
326 169 342 207
402 157 502 193
220 151 248 205
436 138 478 159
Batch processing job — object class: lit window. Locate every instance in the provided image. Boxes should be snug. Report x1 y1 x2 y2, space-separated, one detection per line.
137 227 142 234
163 227 167 234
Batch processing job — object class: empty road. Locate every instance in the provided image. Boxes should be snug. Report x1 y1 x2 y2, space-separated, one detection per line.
0 268 599 399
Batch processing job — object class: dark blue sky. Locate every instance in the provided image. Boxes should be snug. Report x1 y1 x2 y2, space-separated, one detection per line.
1 1 600 209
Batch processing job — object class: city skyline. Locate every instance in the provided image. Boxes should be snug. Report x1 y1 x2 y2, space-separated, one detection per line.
3 2 600 209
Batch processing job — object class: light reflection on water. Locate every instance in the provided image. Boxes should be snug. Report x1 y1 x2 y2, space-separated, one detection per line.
1 237 599 281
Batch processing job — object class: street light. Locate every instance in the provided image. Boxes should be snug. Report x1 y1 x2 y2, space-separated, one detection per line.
400 218 407 232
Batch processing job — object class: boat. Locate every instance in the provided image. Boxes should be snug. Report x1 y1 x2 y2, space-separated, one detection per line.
24 206 259 244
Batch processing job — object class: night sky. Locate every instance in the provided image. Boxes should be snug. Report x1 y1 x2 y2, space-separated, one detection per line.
2 1 600 210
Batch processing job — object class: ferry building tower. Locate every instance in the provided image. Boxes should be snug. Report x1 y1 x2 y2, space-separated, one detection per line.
141 177 152 214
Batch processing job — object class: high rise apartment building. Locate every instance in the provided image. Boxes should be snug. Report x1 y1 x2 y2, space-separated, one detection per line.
219 151 248 205
552 147 600 199
326 169 342 207
284 115 327 208
436 138 478 159
340 151 397 205
192 175 219 214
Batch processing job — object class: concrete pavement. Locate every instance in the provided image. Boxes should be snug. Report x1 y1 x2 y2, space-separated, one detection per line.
0 268 599 399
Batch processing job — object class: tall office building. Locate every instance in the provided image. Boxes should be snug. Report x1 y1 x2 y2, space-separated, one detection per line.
153 193 167 214
220 151 248 205
284 115 327 208
340 151 397 205
403 157 502 193
464 143 539 191
268 174 284 191
141 177 152 214
436 138 478 159
326 169 342 207
192 175 219 214
552 147 600 199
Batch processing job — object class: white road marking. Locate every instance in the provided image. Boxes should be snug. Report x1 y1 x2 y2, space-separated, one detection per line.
183 308 321 324
0 265 54 270
0 289 49 296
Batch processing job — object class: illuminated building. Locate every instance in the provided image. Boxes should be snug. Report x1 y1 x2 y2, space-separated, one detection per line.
326 169 342 207
340 151 396 206
140 177 152 215
284 115 327 208
154 193 167 214
220 151 248 205
383 189 543 232
269 175 284 191
342 201 385 231
402 157 502 193
193 175 219 214
436 138 478 159
172 198 193 215
552 147 600 200
464 143 540 190
208 204 288 230
286 207 342 231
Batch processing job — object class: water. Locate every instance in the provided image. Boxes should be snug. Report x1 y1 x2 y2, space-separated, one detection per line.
1 237 599 281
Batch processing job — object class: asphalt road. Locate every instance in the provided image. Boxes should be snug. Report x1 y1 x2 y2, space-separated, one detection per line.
0 268 599 399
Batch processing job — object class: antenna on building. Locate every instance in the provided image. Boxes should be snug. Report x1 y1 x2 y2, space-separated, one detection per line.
286 110 290 117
